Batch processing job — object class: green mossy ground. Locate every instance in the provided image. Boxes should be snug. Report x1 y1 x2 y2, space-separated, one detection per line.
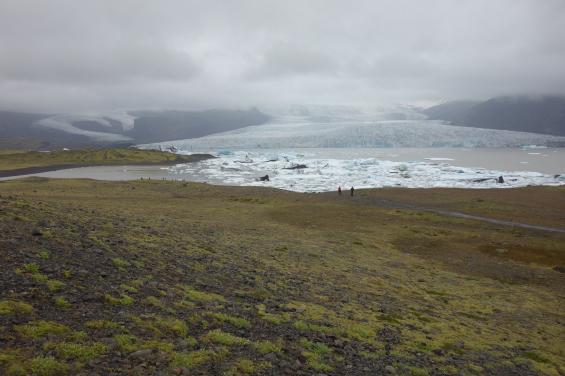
0 148 212 173
0 178 563 375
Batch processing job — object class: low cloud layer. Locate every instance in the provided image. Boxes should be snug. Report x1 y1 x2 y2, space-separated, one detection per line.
1 0 564 112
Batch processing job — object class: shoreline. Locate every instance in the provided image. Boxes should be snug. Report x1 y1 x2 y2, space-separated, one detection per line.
0 153 214 178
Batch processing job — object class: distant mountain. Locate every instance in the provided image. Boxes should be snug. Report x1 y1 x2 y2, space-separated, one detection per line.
423 96 565 136
127 108 270 144
0 108 271 150
421 101 480 124
0 111 103 149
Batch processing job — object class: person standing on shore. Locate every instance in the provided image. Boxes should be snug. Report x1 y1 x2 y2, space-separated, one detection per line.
338 186 342 195
350 186 354 196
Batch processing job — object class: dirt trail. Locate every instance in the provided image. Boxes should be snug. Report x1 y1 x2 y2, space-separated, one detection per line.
348 195 565 234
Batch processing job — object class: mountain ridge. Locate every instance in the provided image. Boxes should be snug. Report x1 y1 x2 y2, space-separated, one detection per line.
0 108 271 150
423 95 565 136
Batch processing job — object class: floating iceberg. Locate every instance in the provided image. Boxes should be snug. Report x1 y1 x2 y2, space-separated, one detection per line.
161 150 565 193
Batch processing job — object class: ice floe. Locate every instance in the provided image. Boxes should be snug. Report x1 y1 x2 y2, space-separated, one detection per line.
161 150 565 192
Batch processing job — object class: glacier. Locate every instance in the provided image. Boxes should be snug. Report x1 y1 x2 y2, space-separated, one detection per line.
139 106 565 192
141 105 565 150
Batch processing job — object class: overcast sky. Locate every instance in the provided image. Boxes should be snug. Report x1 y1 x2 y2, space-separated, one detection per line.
1 0 564 113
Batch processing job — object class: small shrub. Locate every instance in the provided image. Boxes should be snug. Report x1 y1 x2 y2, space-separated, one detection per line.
47 279 66 292
179 285 226 303
105 294 134 306
113 334 174 353
113 334 139 353
29 356 68 376
201 329 249 346
15 321 69 338
253 339 283 354
68 331 88 341
120 294 134 305
228 358 264 374
53 342 108 361
171 350 216 369
23 263 40 273
120 283 138 293
145 296 165 309
300 339 334 372
155 317 188 337
54 296 71 309
112 258 130 268
0 300 34 315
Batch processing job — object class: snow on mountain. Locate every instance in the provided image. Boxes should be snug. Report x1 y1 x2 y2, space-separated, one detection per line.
35 112 135 142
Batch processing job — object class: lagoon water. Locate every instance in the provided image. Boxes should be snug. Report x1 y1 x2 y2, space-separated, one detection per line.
4 147 564 192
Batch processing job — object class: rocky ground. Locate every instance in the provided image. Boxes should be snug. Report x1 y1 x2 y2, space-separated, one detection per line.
0 178 563 375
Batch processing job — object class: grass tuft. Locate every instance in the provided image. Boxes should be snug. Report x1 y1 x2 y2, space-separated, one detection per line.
201 329 250 346
29 356 69 376
0 300 34 315
15 321 69 338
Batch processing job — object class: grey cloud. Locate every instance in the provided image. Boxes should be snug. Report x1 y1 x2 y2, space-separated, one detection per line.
0 44 198 84
0 0 564 112
248 42 339 79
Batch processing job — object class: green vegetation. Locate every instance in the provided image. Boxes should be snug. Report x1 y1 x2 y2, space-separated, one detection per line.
49 342 108 362
29 356 69 376
46 279 65 292
0 300 33 315
20 262 39 273
253 339 283 354
171 349 218 369
53 296 71 309
201 329 250 346
112 257 130 268
155 317 188 337
0 147 212 173
15 321 69 338
113 334 175 354
227 358 270 374
0 178 563 375
300 338 335 372
180 285 226 303
104 293 134 306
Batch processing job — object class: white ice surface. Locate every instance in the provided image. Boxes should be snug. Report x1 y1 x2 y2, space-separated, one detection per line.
161 150 565 192
142 110 565 149
139 107 565 192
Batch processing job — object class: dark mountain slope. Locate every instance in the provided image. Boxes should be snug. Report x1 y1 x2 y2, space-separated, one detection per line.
423 96 565 136
0 108 271 149
127 108 270 144
0 111 103 149
421 101 479 124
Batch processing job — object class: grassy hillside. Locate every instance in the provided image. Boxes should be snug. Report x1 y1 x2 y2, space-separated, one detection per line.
0 148 212 175
0 179 563 375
